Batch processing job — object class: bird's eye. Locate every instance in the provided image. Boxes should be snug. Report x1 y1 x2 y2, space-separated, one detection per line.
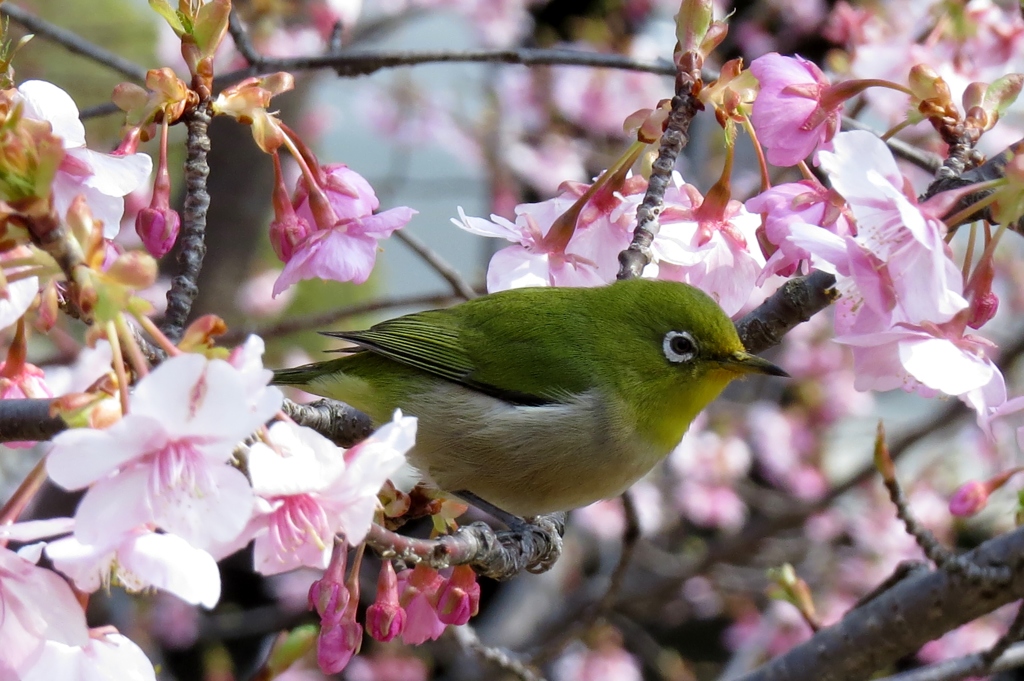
663 331 698 363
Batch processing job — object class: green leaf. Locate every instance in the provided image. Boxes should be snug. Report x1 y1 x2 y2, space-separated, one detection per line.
193 0 230 59
149 0 187 35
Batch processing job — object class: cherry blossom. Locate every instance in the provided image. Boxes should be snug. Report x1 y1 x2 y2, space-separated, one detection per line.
0 545 89 677
749 53 843 167
46 352 281 553
272 164 416 295
454 177 648 292
45 529 221 608
745 179 853 281
20 632 156 681
0 276 39 332
647 175 767 316
397 564 447 645
246 413 415 575
16 81 152 238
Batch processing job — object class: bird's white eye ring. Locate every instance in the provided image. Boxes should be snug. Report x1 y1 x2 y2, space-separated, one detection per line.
664 331 698 363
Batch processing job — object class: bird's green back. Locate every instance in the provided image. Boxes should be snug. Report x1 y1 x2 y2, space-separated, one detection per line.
273 279 747 451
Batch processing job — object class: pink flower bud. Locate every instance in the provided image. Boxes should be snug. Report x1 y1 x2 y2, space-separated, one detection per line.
436 565 480 626
317 612 362 674
968 291 999 329
366 561 406 642
135 206 181 258
269 212 313 262
949 480 989 517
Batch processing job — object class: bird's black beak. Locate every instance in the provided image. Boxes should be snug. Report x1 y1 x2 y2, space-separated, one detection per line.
717 351 790 377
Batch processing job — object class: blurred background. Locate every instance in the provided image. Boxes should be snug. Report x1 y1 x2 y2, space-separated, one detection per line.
7 0 1024 679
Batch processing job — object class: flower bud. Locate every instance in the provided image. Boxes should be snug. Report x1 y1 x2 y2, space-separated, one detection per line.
135 206 180 259
366 561 406 642
968 291 999 329
949 480 989 517
436 565 480 626
317 611 362 674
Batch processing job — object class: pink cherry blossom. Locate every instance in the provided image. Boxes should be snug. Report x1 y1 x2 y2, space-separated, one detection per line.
20 632 156 681
835 316 997 396
551 57 668 139
553 641 643 681
397 564 447 645
454 177 646 292
16 81 152 238
247 414 415 575
0 276 39 332
46 352 281 553
749 53 843 167
0 546 89 677
227 335 286 420
273 164 416 295
647 176 766 316
817 131 966 327
745 180 853 281
777 133 966 345
45 529 221 608
668 430 752 531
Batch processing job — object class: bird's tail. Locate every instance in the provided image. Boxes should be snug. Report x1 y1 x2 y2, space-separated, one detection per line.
270 357 351 387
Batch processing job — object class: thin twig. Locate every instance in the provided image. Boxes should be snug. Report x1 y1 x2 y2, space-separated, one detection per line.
840 116 942 173
881 466 1011 583
226 9 261 66
531 492 642 666
162 101 213 342
216 47 676 85
449 625 547 681
0 3 148 83
394 230 478 300
618 70 702 280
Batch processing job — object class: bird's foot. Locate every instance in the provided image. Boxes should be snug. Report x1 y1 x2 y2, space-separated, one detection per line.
453 490 566 575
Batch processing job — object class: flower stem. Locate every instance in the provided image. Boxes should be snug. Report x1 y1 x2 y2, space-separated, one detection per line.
136 314 181 357
106 320 131 415
115 314 149 378
0 456 49 540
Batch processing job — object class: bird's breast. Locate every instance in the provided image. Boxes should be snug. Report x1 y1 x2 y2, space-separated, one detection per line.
398 382 673 516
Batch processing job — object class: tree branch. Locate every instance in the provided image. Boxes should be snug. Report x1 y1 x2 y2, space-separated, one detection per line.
394 229 479 300
281 398 373 448
875 641 1024 681
0 399 66 442
732 526 1024 681
736 271 838 354
618 69 703 280
365 513 565 580
162 101 213 342
0 3 148 83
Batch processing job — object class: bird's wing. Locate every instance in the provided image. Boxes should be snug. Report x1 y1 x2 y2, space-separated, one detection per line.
322 313 556 405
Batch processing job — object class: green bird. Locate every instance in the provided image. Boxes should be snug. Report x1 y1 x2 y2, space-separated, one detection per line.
272 278 787 518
